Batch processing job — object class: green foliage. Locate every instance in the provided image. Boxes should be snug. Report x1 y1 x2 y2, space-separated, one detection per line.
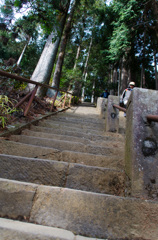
0 0 157 100
72 96 80 104
109 23 130 61
0 58 28 91
60 67 83 90
0 95 20 128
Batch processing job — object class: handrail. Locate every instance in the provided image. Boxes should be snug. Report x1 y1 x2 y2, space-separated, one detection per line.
146 115 158 123
0 70 72 116
113 104 126 113
0 70 72 95
113 104 158 123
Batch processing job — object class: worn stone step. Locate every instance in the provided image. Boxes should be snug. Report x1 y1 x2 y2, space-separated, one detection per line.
22 129 90 145
0 218 104 240
50 115 105 126
22 129 124 148
0 154 125 195
0 139 61 160
0 218 74 240
61 151 124 169
30 125 124 141
43 119 105 130
38 121 106 136
53 112 104 124
0 139 124 169
0 178 157 239
9 135 124 156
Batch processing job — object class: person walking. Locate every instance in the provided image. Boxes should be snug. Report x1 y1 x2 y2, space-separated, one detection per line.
120 82 135 116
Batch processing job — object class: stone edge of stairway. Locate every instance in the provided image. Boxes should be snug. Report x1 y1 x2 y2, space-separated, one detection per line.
0 108 69 138
0 218 104 240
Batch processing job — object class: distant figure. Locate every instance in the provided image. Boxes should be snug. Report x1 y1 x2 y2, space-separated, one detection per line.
120 81 135 116
100 89 110 98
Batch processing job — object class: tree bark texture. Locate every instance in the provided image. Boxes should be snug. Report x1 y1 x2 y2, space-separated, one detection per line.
52 0 78 89
120 57 128 93
17 39 30 67
28 12 69 97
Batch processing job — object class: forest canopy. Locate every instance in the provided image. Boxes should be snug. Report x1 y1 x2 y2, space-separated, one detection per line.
0 0 158 100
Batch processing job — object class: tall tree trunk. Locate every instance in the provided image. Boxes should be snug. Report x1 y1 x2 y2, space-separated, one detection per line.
28 10 69 97
17 38 30 67
72 20 85 94
154 49 158 90
73 44 81 70
113 66 117 84
141 20 147 88
52 0 78 89
91 80 95 103
120 56 128 93
68 44 81 93
141 64 146 88
81 36 93 102
151 0 158 40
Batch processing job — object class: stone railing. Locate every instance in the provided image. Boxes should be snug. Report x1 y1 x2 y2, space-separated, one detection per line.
98 88 158 200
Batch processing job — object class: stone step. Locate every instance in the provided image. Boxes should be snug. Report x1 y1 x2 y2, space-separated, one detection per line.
22 129 124 148
0 139 124 169
22 129 91 145
30 125 124 141
54 112 104 124
43 119 105 130
0 218 73 240
49 115 105 125
61 151 124 169
38 121 106 136
0 218 104 240
9 135 124 156
0 154 125 195
0 178 157 240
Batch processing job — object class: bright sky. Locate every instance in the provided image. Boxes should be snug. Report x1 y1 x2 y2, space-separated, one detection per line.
106 0 112 5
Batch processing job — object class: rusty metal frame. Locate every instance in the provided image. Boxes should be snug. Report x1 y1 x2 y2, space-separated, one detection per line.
146 115 158 123
113 104 126 113
14 91 33 109
63 93 67 108
24 85 38 116
69 95 72 108
50 90 58 111
113 104 158 123
0 70 73 116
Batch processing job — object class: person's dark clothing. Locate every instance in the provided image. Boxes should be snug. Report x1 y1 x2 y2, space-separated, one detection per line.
100 91 109 98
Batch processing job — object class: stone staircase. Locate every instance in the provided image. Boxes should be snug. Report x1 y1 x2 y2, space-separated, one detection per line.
0 103 157 240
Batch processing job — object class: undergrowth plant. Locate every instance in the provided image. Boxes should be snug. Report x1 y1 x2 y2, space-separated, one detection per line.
0 95 19 128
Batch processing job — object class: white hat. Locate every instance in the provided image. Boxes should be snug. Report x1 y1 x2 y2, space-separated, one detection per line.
129 82 135 86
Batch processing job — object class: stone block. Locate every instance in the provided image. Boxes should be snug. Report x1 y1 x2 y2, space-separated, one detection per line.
96 97 108 119
30 185 158 239
125 88 158 199
66 163 125 195
0 154 68 187
0 179 37 219
0 218 74 240
61 151 124 169
9 135 123 156
0 139 61 160
106 96 119 132
1 179 158 239
22 129 89 144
